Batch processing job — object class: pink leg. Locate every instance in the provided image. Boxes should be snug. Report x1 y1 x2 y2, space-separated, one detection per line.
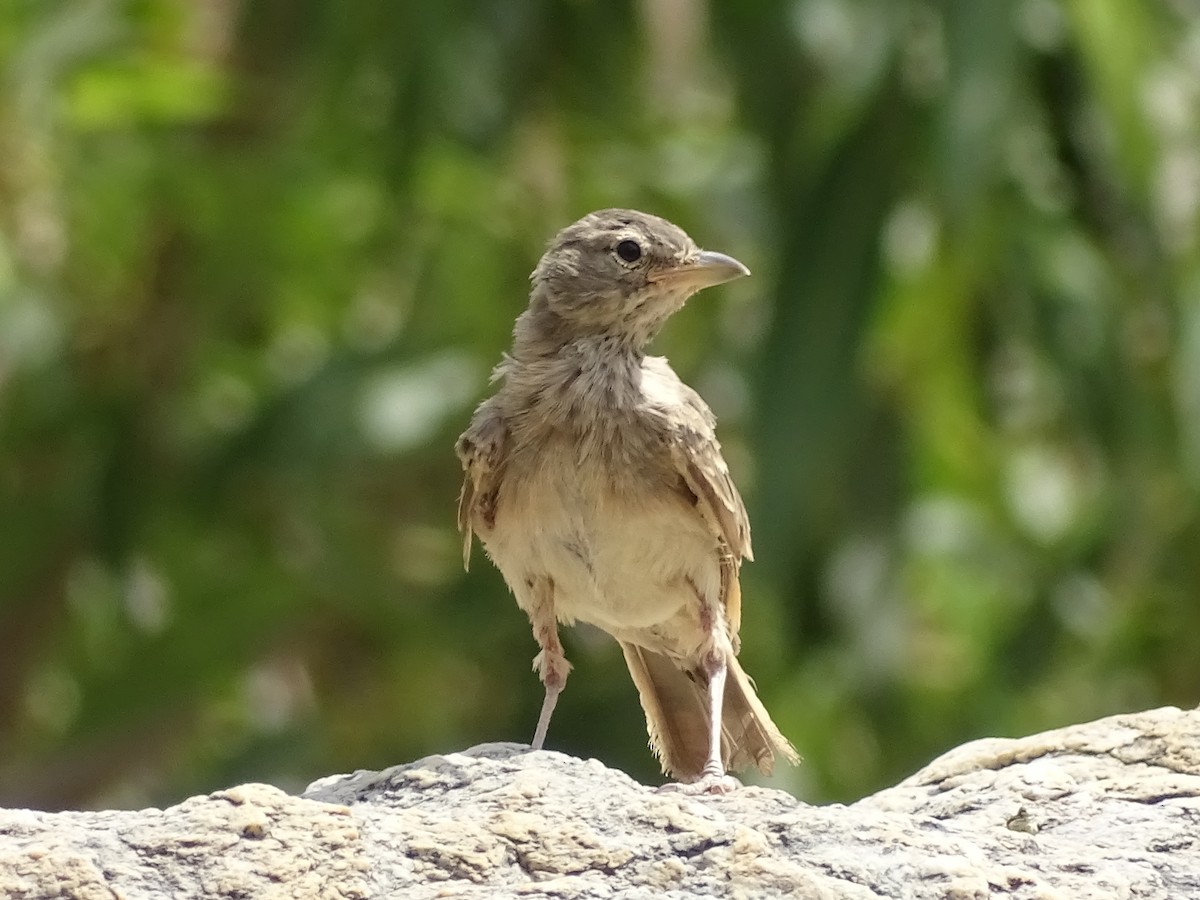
659 584 742 794
527 579 570 750
700 649 727 779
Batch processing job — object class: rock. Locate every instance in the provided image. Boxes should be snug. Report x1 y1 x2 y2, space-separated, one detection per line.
2 707 1198 899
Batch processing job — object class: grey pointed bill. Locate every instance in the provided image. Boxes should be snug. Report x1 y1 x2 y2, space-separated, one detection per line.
651 250 751 290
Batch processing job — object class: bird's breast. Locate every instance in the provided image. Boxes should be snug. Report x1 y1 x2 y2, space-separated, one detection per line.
484 429 719 635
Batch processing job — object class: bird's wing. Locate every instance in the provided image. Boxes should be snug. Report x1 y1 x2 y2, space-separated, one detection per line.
455 398 508 570
645 358 753 635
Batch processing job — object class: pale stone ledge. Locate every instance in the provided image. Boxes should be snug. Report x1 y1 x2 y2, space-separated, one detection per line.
2 706 1198 899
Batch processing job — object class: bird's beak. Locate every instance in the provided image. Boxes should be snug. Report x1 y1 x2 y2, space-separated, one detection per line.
651 250 751 291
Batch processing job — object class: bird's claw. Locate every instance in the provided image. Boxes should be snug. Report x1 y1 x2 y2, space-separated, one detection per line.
657 773 742 795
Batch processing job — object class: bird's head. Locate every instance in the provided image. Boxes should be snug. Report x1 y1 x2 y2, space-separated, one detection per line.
516 208 749 353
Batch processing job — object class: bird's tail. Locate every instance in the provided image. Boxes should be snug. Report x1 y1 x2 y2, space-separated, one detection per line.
620 642 800 782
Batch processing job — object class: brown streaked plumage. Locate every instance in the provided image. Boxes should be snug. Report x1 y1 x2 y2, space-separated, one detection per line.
456 208 798 791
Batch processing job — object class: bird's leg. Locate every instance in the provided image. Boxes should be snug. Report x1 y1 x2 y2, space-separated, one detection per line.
658 587 742 795
527 579 570 751
670 646 739 794
531 639 568 750
700 648 727 779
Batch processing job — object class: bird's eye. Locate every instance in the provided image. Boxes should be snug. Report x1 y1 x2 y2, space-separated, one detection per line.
615 239 642 263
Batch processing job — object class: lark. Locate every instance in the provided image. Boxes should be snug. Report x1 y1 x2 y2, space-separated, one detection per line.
456 209 797 791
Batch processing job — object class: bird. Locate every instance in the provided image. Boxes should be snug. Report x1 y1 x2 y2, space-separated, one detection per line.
455 208 798 792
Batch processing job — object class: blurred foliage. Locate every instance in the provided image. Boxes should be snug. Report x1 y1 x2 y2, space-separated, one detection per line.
1 0 1198 810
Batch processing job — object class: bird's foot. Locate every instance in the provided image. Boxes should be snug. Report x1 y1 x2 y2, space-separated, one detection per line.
657 773 742 795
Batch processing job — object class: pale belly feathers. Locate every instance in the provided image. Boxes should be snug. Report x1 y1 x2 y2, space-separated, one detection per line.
482 441 722 656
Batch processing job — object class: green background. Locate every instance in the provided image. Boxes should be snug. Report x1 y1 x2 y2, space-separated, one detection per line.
2 0 1197 810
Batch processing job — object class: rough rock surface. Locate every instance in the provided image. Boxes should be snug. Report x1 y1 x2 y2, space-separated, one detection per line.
2 706 1198 899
